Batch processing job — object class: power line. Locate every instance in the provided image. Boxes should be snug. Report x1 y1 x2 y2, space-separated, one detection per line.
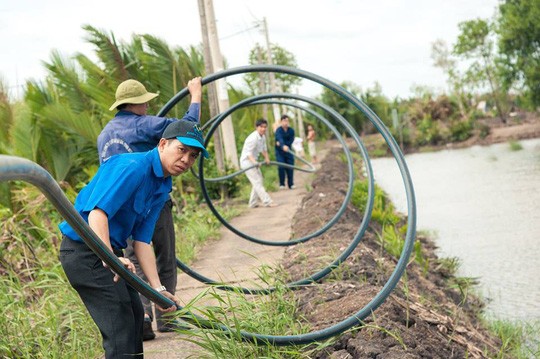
219 22 261 41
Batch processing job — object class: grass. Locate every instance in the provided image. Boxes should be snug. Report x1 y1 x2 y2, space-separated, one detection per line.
1 147 536 357
487 319 540 359
0 182 246 358
169 266 329 358
509 140 523 151
0 267 102 358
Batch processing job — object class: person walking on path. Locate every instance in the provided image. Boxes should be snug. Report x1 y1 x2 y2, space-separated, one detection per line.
291 136 305 157
240 119 278 208
97 77 202 340
275 114 296 189
59 120 209 359
307 124 318 164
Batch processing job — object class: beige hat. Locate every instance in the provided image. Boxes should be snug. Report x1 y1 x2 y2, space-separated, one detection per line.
109 79 158 111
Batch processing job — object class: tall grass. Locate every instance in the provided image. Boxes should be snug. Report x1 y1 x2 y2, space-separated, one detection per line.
0 186 102 357
509 140 523 151
0 182 244 357
176 199 241 263
169 266 330 358
487 319 540 359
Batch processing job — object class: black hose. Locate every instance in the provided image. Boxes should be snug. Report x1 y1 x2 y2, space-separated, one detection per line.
173 94 375 294
1 65 416 346
158 65 417 345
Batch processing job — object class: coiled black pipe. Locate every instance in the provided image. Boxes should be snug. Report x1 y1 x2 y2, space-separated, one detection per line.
1 65 416 346
173 94 374 294
160 65 416 345
199 92 365 246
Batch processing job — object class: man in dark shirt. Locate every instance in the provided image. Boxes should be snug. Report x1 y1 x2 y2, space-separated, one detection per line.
275 114 296 189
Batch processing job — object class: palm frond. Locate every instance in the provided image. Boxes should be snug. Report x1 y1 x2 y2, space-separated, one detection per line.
39 103 101 145
42 50 89 113
82 24 129 81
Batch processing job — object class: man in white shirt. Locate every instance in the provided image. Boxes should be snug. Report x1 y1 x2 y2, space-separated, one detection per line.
240 119 278 208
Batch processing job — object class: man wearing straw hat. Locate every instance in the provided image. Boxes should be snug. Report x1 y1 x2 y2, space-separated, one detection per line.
98 77 202 340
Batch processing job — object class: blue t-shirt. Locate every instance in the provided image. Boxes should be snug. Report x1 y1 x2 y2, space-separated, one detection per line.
97 103 200 163
59 148 172 249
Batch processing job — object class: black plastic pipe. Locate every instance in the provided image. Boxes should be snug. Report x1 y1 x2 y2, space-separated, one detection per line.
1 65 416 346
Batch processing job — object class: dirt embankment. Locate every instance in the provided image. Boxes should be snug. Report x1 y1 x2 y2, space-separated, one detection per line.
367 113 540 155
448 113 540 150
281 146 503 358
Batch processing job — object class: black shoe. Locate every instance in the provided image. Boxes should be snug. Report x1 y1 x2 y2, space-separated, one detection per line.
157 320 191 333
143 318 156 341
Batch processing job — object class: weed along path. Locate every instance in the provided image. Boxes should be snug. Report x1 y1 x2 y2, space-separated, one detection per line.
143 159 321 358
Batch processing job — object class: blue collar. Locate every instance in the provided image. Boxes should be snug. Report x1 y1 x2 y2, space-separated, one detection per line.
115 110 138 117
149 148 165 178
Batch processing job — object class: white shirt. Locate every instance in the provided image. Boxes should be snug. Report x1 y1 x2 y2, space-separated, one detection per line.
240 130 267 168
292 137 303 152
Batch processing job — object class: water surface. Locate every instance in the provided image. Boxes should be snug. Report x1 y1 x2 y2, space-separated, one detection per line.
371 138 540 321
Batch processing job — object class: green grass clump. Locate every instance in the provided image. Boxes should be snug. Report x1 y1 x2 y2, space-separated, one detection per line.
176 200 241 263
487 319 540 359
509 140 523 151
0 198 102 358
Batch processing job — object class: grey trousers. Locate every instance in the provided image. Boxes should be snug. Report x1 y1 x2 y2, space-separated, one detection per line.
60 237 144 358
125 200 177 328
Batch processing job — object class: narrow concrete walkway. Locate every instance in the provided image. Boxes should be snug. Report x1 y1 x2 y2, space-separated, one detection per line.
143 167 314 358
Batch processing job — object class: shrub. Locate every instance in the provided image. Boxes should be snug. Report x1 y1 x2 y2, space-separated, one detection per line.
449 119 474 142
415 115 442 146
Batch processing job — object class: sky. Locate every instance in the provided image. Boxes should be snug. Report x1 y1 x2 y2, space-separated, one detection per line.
0 0 500 100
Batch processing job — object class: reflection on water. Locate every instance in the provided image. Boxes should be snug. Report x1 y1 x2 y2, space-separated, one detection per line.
371 138 540 321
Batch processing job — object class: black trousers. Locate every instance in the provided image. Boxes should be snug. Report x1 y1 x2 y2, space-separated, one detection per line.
276 150 295 188
60 237 144 358
125 200 177 328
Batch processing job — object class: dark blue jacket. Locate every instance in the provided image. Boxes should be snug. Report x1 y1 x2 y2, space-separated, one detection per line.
97 104 199 163
275 126 295 154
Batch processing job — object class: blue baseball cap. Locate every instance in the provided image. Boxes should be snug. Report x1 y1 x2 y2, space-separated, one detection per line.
162 120 209 158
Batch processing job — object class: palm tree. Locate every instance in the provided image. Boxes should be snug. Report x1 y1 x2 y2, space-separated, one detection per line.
11 25 208 185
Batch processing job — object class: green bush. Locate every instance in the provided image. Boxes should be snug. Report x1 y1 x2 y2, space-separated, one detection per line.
449 119 473 142
415 115 442 146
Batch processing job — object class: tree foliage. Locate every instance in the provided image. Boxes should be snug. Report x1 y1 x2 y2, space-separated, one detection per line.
453 19 508 121
2 25 206 184
314 81 391 136
245 43 302 94
496 0 540 107
431 39 468 116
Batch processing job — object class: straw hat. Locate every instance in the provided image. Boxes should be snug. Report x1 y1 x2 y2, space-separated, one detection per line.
109 79 158 111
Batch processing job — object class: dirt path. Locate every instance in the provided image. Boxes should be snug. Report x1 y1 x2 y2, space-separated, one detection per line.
143 161 318 358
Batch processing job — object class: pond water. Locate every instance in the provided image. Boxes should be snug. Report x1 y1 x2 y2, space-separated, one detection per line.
370 138 540 321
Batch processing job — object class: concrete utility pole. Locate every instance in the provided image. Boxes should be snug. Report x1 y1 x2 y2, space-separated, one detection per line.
256 45 268 119
198 0 239 169
198 0 225 173
261 17 282 127
295 88 306 141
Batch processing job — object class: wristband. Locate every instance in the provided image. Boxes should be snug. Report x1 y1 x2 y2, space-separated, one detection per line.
154 285 167 293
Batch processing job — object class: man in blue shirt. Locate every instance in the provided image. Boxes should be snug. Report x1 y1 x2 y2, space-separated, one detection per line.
275 114 296 189
98 77 201 339
59 120 209 358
